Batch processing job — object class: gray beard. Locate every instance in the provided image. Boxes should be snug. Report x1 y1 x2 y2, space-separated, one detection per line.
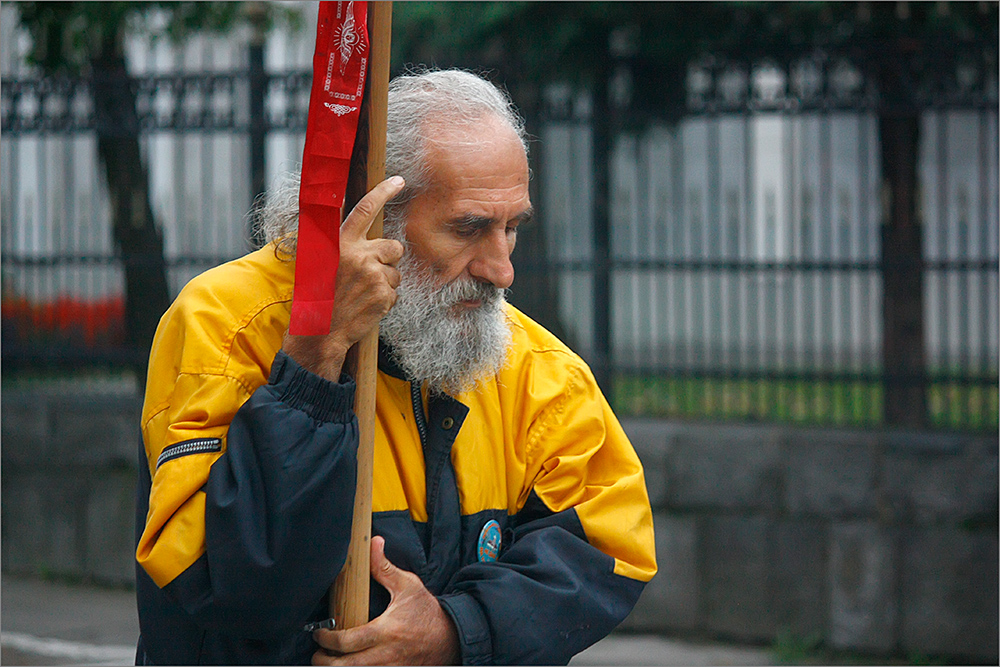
378 248 512 396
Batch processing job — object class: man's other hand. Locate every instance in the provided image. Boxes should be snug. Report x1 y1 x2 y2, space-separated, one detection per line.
283 176 406 380
312 536 460 666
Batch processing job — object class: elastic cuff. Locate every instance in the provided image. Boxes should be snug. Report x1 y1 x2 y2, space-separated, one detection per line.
269 350 356 422
438 592 493 666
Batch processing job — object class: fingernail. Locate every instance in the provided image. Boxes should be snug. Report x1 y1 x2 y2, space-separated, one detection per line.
389 175 404 187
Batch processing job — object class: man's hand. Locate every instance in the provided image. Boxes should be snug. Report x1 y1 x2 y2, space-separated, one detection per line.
312 536 460 666
283 176 406 380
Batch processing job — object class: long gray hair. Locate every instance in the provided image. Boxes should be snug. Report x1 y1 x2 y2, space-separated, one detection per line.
253 68 528 254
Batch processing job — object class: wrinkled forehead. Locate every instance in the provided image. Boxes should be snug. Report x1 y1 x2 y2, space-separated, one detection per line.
421 117 528 185
422 113 526 160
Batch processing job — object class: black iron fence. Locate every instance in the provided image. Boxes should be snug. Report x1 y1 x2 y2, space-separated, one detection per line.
2 67 299 370
2 49 997 432
529 49 998 433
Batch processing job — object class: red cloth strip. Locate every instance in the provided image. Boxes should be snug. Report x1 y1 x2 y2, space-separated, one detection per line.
290 1 369 335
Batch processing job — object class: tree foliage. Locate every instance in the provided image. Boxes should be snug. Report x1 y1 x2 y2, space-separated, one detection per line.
391 1 997 109
15 2 302 74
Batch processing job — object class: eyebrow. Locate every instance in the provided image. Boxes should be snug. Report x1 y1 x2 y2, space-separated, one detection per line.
449 207 535 233
512 207 534 226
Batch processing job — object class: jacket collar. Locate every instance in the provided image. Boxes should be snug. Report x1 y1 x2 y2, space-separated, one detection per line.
377 339 410 381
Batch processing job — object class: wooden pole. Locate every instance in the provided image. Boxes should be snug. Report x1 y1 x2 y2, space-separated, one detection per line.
331 1 392 630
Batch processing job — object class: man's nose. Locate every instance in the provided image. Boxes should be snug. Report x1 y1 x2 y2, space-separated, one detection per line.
468 229 514 290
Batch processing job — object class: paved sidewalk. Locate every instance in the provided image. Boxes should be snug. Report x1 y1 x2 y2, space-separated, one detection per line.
571 635 774 666
2 573 776 665
2 574 138 665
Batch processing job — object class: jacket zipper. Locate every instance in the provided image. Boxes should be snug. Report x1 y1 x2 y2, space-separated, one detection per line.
409 381 428 448
409 380 434 553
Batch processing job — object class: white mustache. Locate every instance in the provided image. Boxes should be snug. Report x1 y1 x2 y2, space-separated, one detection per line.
438 277 504 307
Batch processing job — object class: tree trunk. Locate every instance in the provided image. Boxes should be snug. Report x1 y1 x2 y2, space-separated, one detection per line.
879 111 927 429
91 45 170 382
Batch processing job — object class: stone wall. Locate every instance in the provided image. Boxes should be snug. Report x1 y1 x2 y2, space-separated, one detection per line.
2 390 996 661
2 388 140 585
619 418 998 662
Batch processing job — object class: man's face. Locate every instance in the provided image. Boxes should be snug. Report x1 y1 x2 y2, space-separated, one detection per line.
378 117 531 393
402 117 532 296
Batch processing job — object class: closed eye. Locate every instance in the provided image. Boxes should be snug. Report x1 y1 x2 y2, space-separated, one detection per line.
449 207 533 238
450 214 494 238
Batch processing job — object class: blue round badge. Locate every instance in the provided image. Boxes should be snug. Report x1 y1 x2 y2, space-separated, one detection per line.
477 520 502 563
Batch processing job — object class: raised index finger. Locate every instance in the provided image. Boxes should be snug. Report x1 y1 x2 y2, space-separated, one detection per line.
340 176 405 241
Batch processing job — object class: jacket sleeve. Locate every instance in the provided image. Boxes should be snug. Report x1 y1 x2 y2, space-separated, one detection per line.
438 362 657 665
137 351 359 640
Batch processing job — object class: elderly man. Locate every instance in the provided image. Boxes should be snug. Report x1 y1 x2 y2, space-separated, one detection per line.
135 69 656 666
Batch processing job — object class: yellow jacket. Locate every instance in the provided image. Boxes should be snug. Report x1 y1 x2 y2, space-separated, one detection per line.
135 243 656 665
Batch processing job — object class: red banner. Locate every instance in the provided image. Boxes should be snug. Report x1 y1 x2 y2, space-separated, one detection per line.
289 1 369 335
